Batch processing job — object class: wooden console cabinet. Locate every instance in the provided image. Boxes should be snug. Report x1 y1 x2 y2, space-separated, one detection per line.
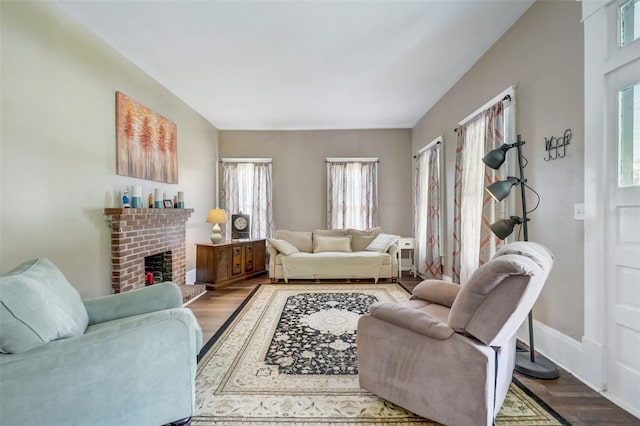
195 239 266 290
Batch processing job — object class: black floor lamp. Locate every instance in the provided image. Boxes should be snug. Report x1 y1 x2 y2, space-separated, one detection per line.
482 134 559 380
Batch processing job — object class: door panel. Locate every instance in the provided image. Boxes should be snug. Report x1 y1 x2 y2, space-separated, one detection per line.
606 56 640 411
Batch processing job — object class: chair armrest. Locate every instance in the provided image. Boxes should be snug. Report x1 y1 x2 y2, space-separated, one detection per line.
387 244 399 260
410 280 460 308
268 245 280 257
268 246 279 278
0 308 201 426
83 282 183 325
368 301 454 339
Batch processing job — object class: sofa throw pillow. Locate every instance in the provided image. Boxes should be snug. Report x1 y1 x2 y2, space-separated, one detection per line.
274 230 313 252
365 233 400 253
267 238 299 256
347 227 383 252
0 258 89 354
314 236 352 253
312 229 347 252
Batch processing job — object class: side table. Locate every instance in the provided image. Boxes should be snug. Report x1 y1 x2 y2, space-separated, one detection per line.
398 237 417 278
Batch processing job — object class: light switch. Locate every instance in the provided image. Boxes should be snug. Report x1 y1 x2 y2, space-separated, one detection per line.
574 203 585 220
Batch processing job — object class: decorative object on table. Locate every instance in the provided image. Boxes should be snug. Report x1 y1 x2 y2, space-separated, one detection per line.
131 185 142 208
115 91 178 184
148 193 153 208
543 128 572 161
154 188 162 208
163 200 173 208
177 191 185 208
193 283 568 425
207 208 227 244
482 134 559 379
231 213 250 239
122 190 130 208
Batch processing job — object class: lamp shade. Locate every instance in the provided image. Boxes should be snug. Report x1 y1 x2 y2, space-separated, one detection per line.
482 144 512 170
207 208 227 224
490 216 522 240
486 177 520 202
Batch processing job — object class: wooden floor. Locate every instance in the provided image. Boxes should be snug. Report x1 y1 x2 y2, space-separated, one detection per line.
187 274 640 425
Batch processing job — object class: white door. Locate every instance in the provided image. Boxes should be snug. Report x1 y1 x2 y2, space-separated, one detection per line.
605 60 640 412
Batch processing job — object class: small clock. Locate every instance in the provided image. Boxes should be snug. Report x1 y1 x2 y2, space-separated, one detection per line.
231 213 250 239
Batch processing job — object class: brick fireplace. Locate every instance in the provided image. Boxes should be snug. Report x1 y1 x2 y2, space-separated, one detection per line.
104 208 194 293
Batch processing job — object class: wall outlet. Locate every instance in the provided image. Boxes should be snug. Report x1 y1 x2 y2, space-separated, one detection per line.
574 203 585 220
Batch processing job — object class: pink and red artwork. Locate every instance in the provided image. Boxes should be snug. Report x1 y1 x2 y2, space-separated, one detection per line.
116 91 178 183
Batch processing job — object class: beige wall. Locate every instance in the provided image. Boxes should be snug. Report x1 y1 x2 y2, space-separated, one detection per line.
0 1 218 298
219 129 413 236
412 1 584 339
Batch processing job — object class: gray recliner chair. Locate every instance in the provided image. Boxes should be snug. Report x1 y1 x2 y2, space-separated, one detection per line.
357 241 554 426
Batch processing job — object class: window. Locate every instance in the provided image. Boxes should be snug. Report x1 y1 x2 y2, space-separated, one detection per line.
620 0 640 46
220 159 273 239
326 158 378 229
618 82 640 186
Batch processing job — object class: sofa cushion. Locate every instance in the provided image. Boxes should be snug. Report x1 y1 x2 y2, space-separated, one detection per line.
448 255 534 342
275 230 313 253
274 251 393 266
365 233 400 253
0 258 89 353
267 238 299 255
314 235 352 253
493 241 555 269
347 227 383 252
313 229 347 252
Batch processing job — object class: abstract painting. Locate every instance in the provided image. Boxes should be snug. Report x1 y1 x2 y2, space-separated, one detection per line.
116 91 178 183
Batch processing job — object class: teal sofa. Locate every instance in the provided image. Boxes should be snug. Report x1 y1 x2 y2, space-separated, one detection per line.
0 258 203 426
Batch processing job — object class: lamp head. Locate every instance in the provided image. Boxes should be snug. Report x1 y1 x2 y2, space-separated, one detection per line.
482 144 512 170
490 216 522 240
486 177 520 202
207 208 227 224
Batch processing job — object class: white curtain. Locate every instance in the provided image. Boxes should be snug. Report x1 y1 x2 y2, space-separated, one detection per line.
327 161 378 229
220 161 273 239
415 143 442 279
458 115 487 284
452 102 506 284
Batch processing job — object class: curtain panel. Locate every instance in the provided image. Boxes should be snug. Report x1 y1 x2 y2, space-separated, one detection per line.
415 144 442 279
327 161 378 230
220 161 274 240
452 102 506 284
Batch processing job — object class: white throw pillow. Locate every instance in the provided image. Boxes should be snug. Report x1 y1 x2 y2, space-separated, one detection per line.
267 238 299 255
365 233 400 253
314 236 352 253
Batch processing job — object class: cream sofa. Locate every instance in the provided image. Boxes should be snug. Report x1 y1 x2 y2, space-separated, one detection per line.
268 228 399 283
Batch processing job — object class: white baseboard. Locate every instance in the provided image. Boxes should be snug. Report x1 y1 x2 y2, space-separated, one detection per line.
516 319 603 392
186 268 196 285
517 322 640 418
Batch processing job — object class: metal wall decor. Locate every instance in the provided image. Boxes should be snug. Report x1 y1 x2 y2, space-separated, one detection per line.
544 128 572 161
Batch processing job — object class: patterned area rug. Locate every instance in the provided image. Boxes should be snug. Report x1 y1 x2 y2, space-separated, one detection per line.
194 284 568 425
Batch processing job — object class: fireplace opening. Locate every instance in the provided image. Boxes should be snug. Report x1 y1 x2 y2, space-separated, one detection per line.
145 251 172 285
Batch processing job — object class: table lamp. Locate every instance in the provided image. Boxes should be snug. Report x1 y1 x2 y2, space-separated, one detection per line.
207 208 227 244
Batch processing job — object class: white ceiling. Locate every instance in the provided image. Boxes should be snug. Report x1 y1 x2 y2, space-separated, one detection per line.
56 0 533 130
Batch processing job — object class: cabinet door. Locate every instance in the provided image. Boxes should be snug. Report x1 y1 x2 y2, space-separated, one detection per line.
244 243 254 272
231 246 243 275
214 247 230 282
253 240 266 271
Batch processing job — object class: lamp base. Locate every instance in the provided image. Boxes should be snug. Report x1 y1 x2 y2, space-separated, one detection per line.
515 351 559 379
210 223 223 244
